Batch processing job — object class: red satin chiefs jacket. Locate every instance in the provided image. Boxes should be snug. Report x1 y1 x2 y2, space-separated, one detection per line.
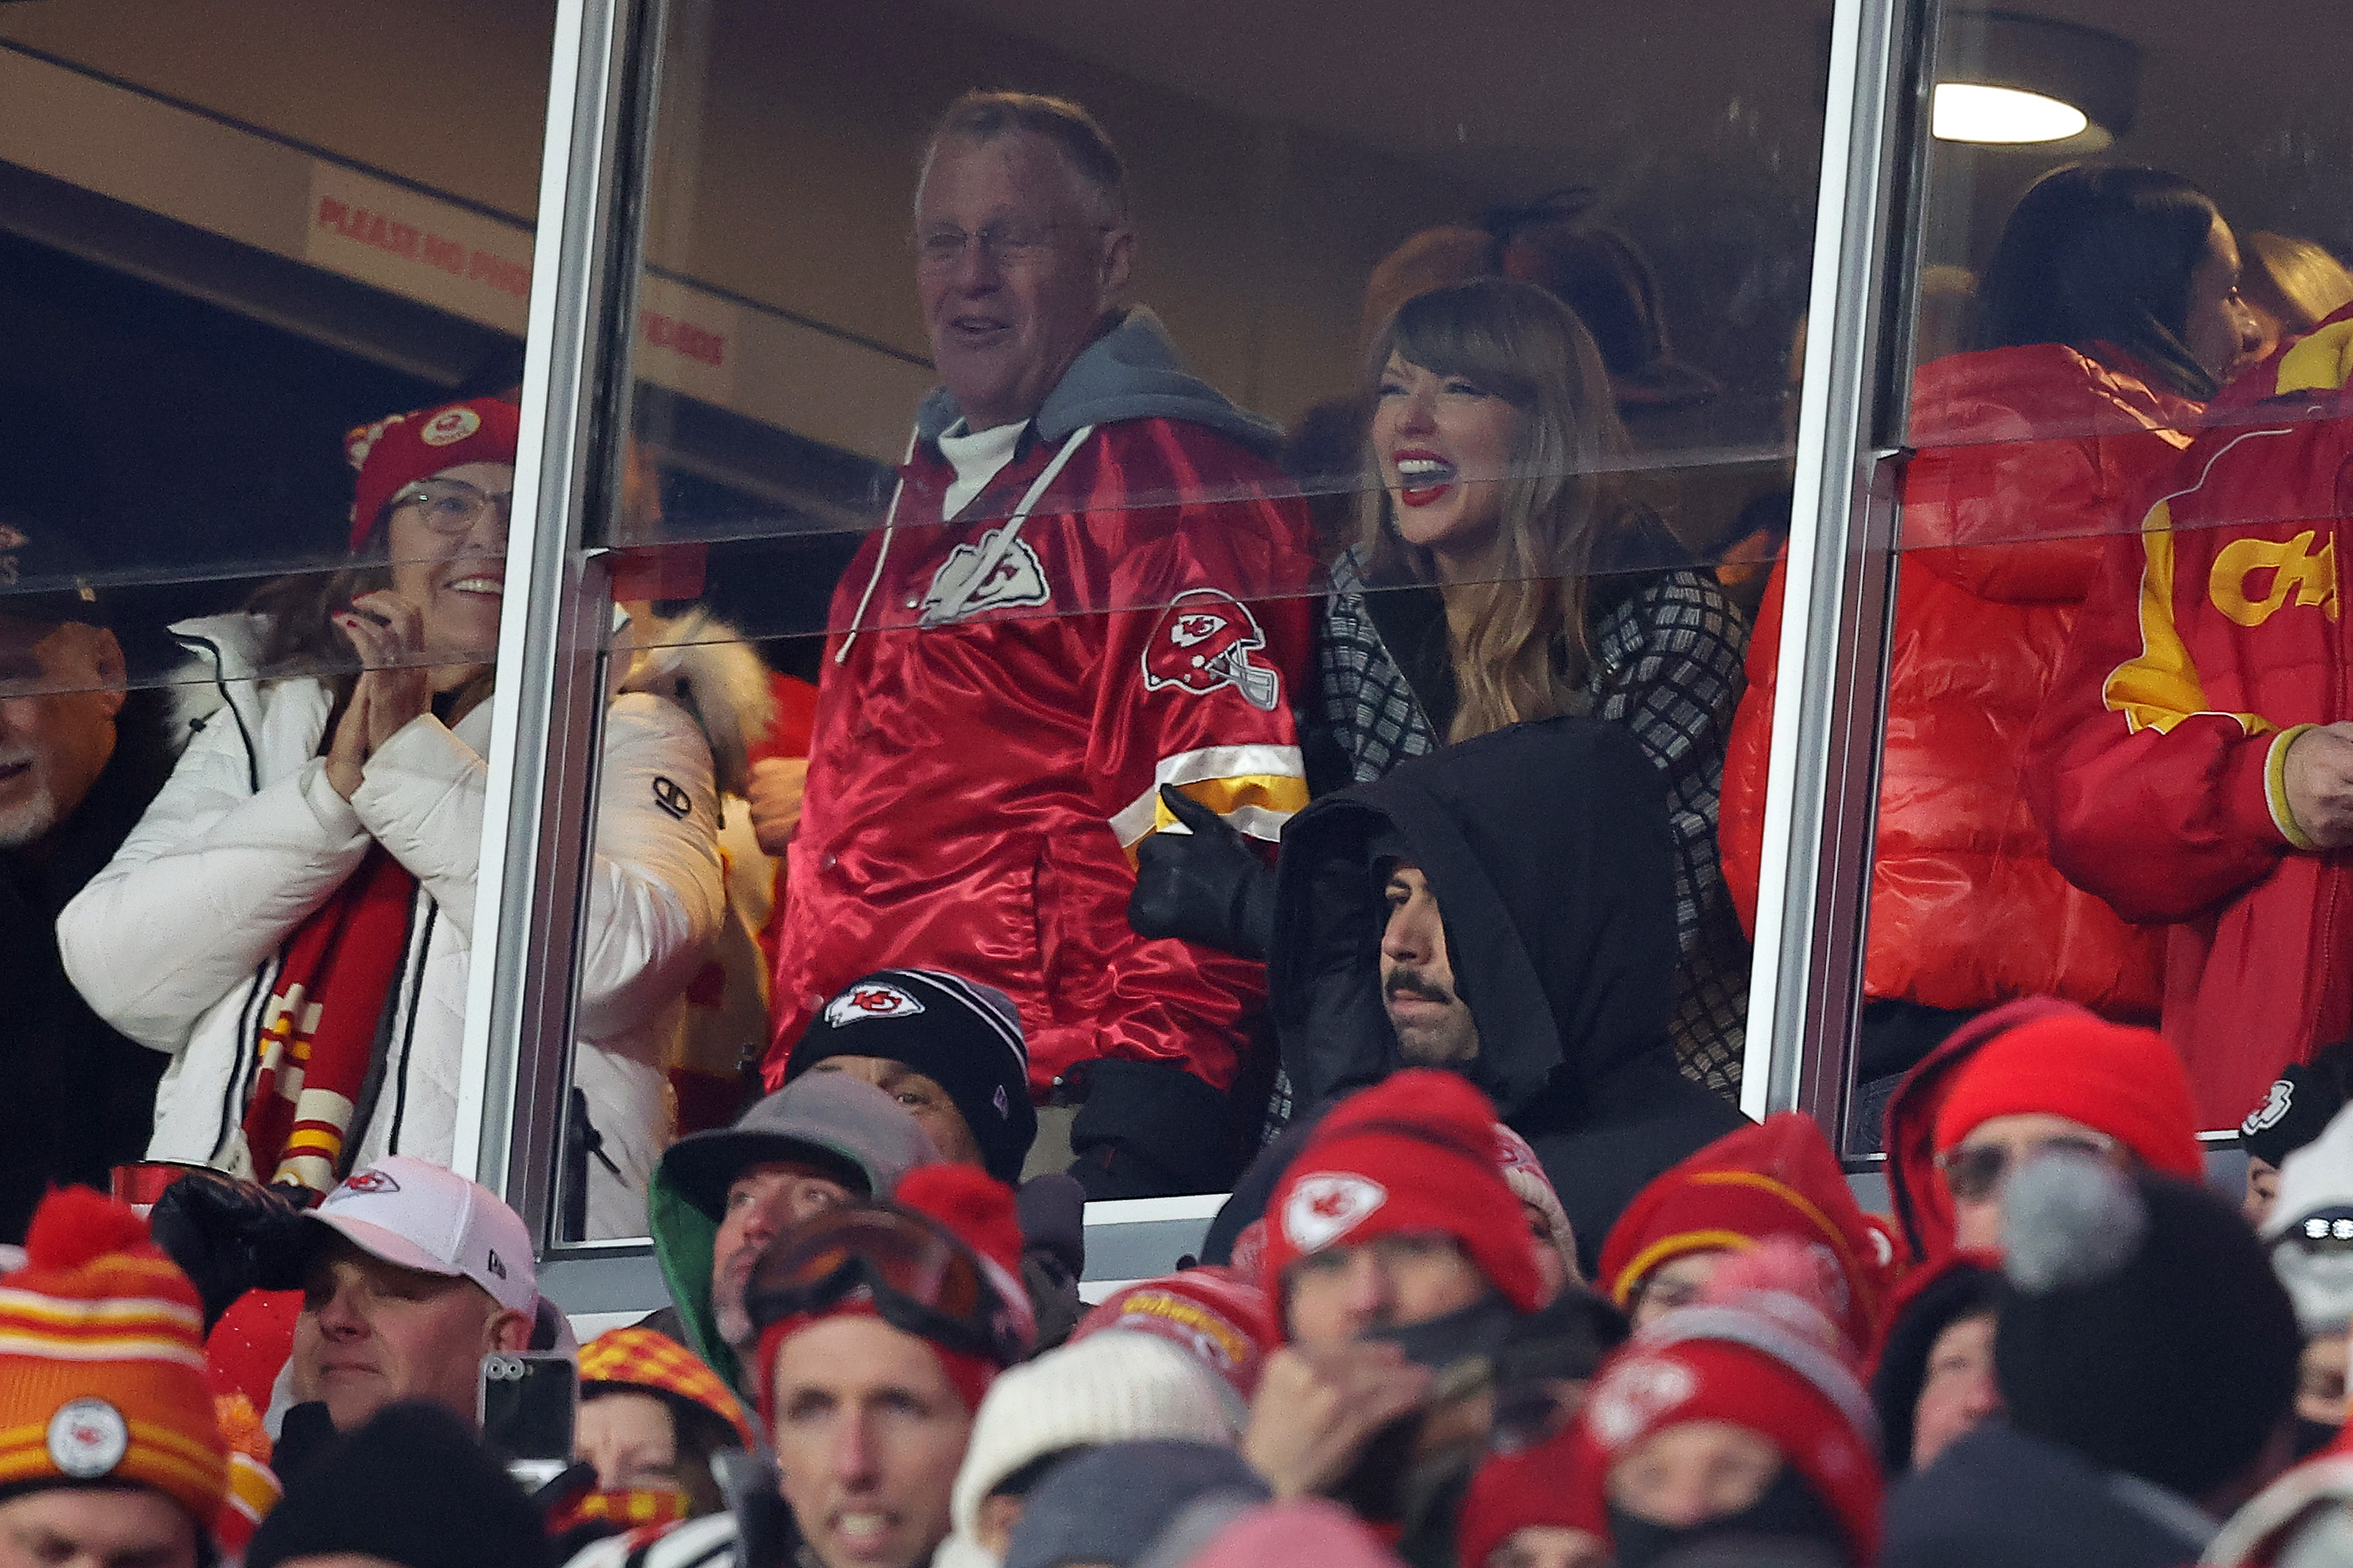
765 413 1317 1097
1724 343 2189 1018
2029 312 2353 1127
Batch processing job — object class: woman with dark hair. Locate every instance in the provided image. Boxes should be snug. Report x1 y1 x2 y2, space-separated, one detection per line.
58 398 728 1236
1722 165 2261 1123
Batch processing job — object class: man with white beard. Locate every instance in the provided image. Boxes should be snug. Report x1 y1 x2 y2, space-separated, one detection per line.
0 507 171 1243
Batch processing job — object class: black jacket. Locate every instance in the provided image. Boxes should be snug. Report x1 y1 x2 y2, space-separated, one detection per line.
1884 1422 2215 1568
1243 714 1743 1273
0 694 173 1242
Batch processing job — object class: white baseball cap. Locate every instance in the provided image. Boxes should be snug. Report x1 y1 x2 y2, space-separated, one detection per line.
293 1156 538 1315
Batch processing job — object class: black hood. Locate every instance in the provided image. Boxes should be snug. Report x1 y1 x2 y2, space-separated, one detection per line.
1272 714 1680 1122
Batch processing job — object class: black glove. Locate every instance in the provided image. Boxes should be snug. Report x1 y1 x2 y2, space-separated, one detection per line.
1126 784 1278 961
149 1170 314 1329
1069 1057 1239 1200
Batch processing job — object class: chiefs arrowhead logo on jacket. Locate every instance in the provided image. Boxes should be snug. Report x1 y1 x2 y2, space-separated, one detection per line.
921 526 1052 621
1143 588 1282 711
823 982 926 1026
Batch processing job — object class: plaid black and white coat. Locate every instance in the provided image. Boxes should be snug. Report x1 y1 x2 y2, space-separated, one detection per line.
1314 538 1753 1092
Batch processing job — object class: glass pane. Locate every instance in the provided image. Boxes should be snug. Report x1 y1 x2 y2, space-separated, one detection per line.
566 0 1837 1244
1749 0 2353 1172
0 7 560 1239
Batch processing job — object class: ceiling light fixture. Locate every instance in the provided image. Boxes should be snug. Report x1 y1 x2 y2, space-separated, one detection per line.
1932 83 2089 144
1931 11 2138 149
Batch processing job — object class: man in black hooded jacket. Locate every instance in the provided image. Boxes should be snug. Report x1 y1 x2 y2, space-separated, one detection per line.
1204 715 1745 1274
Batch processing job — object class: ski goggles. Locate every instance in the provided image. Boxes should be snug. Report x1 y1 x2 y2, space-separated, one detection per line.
744 1202 1029 1366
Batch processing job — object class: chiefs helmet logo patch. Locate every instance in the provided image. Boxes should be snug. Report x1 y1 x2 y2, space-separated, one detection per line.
1143 589 1281 711
1282 1172 1386 1253
824 983 927 1027
342 1168 401 1194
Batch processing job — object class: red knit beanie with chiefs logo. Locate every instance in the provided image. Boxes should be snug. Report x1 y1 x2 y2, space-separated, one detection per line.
344 397 522 552
1932 1012 2204 1181
1599 1112 1894 1354
1569 1244 1884 1565
1263 1070 1544 1322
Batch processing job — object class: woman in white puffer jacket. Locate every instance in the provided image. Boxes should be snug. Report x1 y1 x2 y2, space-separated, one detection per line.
58 397 726 1238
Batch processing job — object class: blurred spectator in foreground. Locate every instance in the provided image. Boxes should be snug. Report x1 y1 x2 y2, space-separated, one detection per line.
2204 1425 2353 1568
1729 165 2261 1136
1885 1153 2300 1568
1070 1268 1277 1418
0 1189 235 1568
2259 1103 2353 1458
0 406 171 1244
1240 1071 1549 1553
1879 997 2204 1262
1867 1250 2002 1478
942 1334 1240 1568
2239 233 2353 368
1204 717 1741 1275
573 1326 756 1526
2242 1045 2353 1226
1566 1243 1883 1568
1001 1441 1267 1568
56 396 726 1237
755 1168 1032 1568
647 1069 937 1395
1597 1112 1891 1353
578 1166 1033 1568
2028 294 2353 1126
765 89 1321 1203
246 1401 553 1568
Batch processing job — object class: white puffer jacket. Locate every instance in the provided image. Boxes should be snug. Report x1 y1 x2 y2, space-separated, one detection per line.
55 612 728 1238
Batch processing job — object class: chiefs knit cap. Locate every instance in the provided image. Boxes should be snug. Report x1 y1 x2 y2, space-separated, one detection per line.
1599 1112 1892 1355
948 1333 1241 1559
2241 1053 2353 1172
345 397 522 552
1932 1012 2204 1181
1458 1422 1603 1568
1569 1241 1884 1566
788 969 1038 1183
579 1325 754 1448
754 1165 1034 1420
1263 1069 1544 1319
1071 1266 1276 1407
0 1188 228 1528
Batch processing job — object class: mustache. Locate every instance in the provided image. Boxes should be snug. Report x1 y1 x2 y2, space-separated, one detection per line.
1384 969 1454 1005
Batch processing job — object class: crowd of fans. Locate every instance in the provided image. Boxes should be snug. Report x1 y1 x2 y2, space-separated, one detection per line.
8 77 2353 1568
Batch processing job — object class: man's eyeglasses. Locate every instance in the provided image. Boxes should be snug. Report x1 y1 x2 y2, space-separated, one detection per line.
388 478 514 536
912 220 1109 271
1934 1131 2125 1203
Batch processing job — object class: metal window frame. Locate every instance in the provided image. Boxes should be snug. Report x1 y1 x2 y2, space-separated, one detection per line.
453 0 663 1248
1740 0 1932 1138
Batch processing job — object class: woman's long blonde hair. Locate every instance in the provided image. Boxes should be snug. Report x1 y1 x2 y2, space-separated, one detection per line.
1358 277 1656 742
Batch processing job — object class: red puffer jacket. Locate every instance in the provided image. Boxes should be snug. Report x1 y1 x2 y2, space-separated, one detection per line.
1722 343 2194 1017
